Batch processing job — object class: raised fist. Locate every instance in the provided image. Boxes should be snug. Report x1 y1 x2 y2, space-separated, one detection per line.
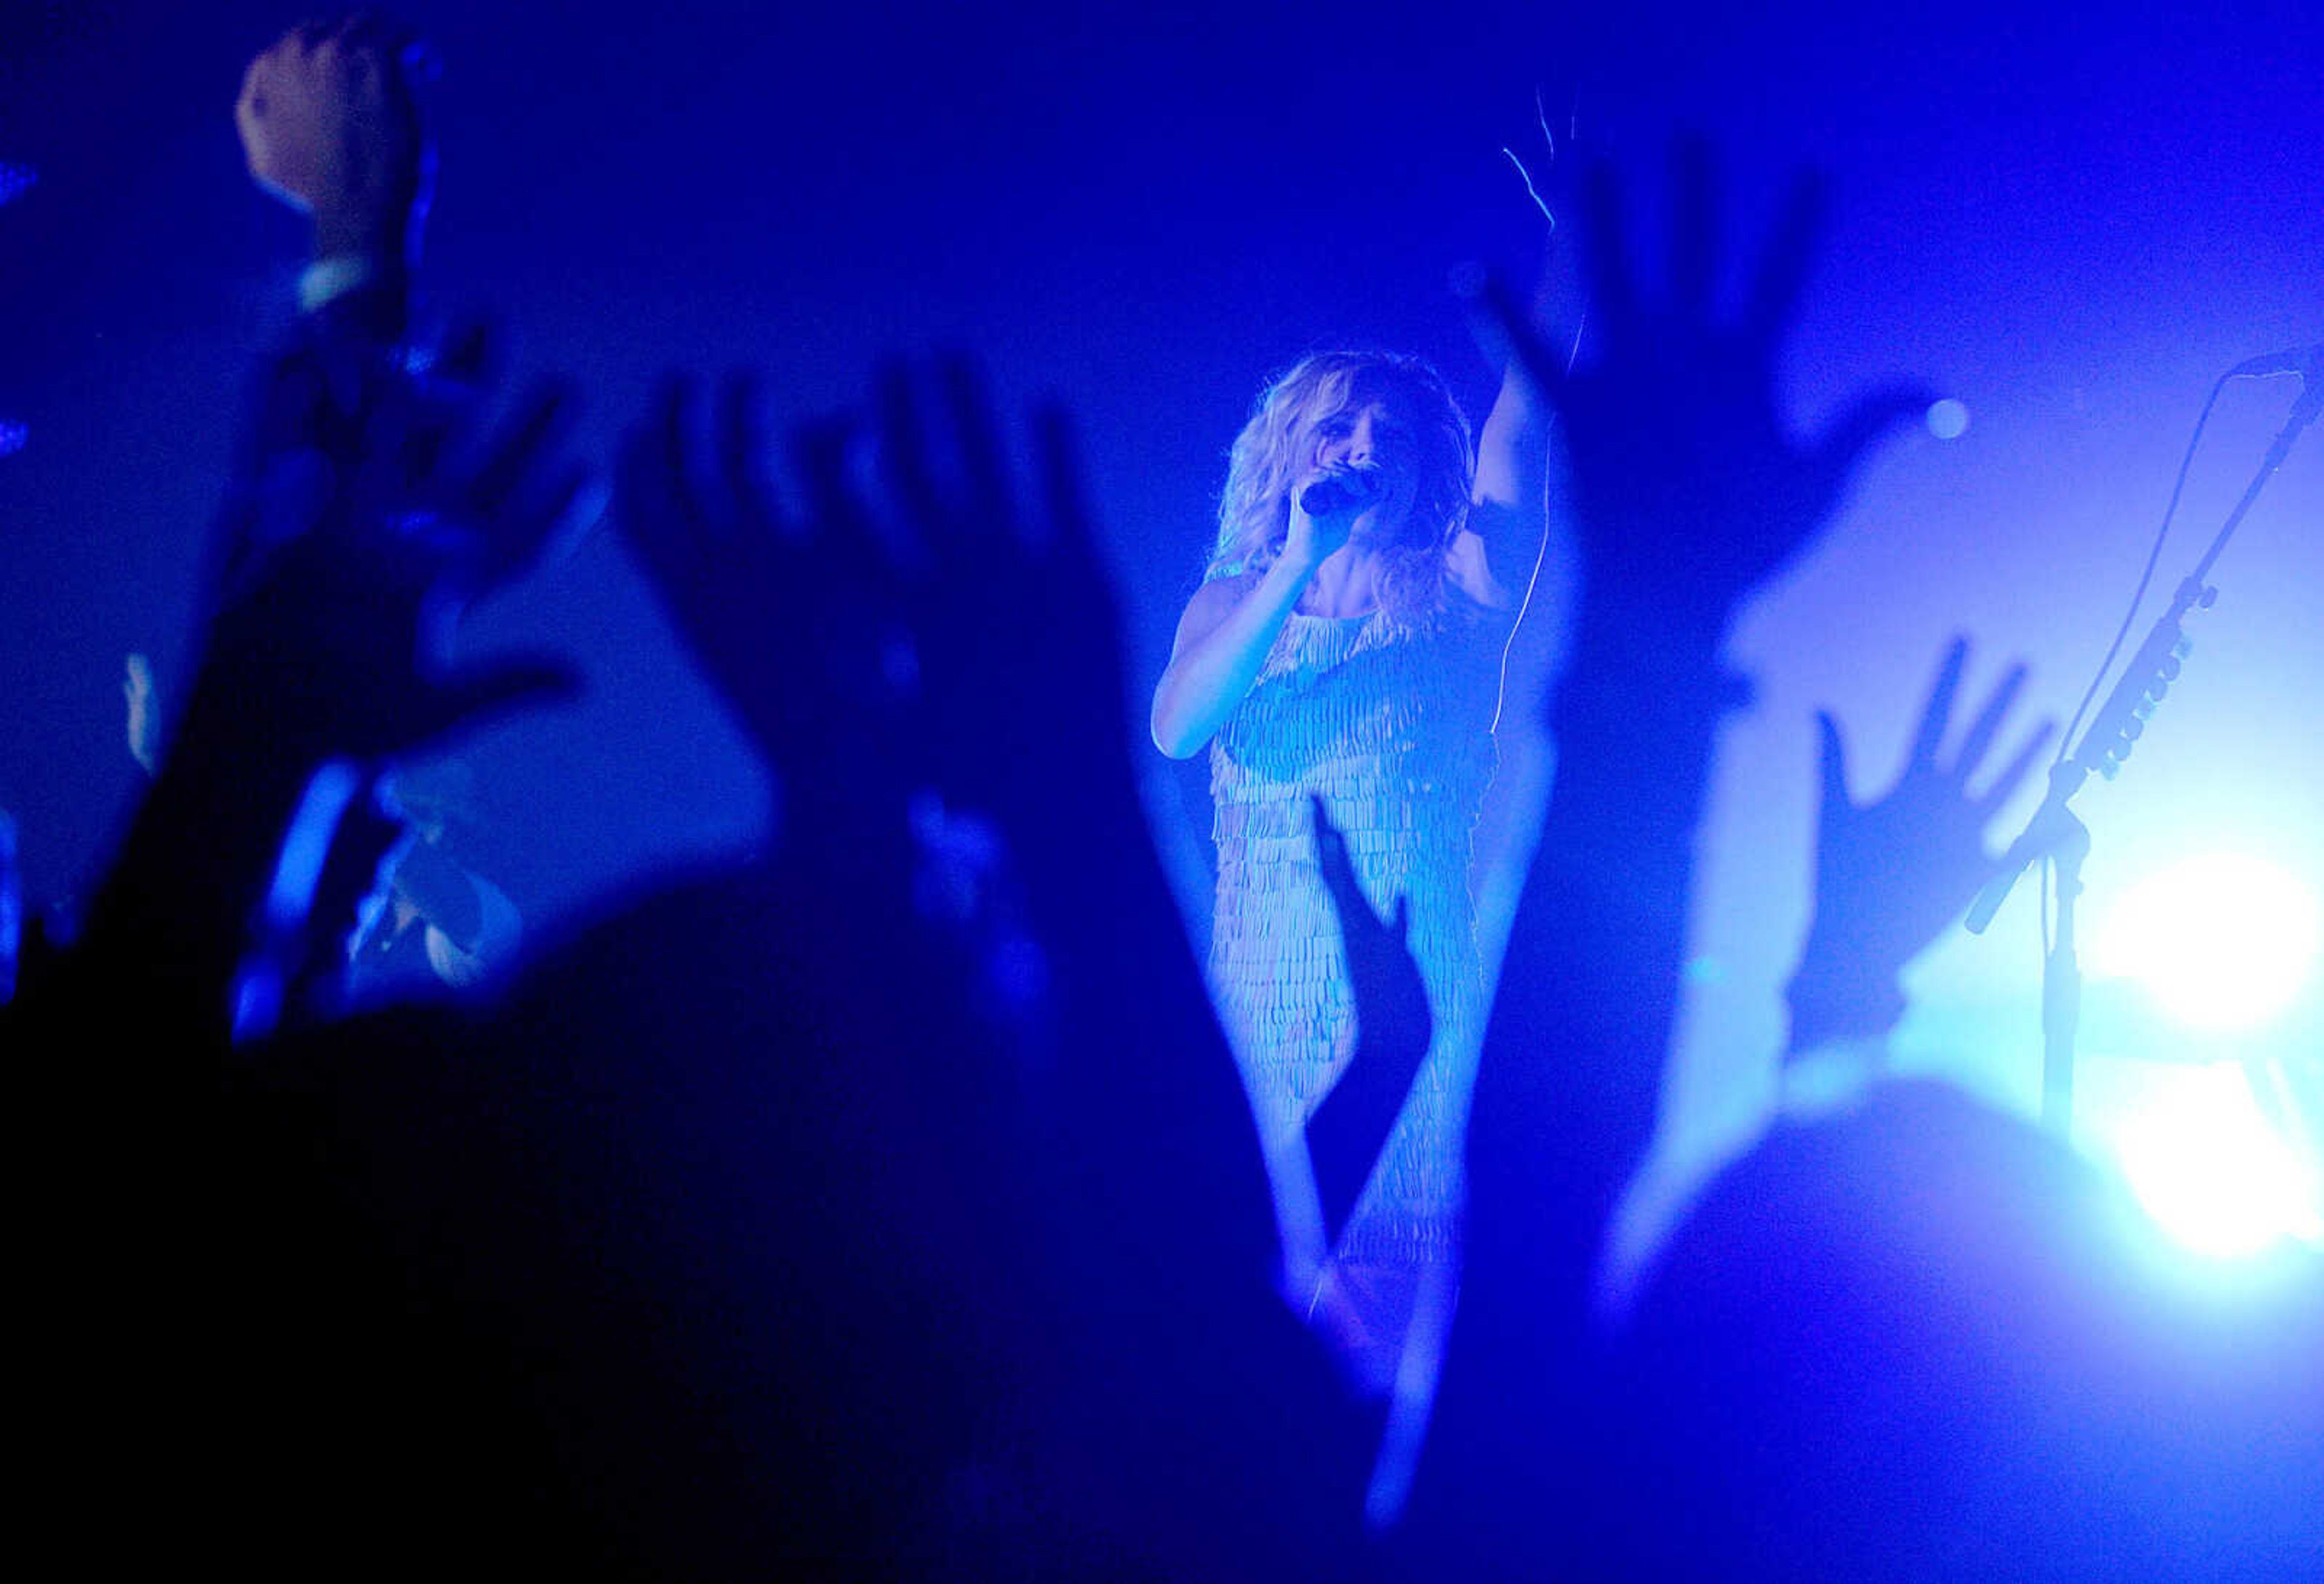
234 15 429 258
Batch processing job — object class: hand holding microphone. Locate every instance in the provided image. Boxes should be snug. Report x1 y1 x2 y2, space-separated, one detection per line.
1296 463 1385 520
1285 463 1386 568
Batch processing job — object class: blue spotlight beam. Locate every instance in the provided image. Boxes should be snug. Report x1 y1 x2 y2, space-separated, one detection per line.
1968 359 2324 1131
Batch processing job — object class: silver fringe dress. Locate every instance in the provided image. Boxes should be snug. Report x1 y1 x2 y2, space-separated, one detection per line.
1207 595 1511 1353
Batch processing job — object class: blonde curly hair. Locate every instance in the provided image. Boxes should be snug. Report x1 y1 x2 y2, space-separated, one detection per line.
1208 350 1474 623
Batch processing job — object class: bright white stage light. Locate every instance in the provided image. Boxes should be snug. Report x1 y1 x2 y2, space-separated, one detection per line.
2089 853 2320 1035
2102 1065 2322 1259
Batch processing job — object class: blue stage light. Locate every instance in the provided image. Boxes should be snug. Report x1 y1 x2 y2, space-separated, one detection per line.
2092 1062 2322 1258
2089 853 2320 1036
0 162 34 207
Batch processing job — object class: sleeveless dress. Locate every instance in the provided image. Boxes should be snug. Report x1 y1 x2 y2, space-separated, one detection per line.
1207 591 1513 1368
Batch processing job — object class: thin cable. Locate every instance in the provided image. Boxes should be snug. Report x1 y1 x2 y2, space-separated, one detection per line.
1496 88 1586 633
2041 371 2233 955
1501 148 1555 228
1500 85 1565 229
2053 372 2232 765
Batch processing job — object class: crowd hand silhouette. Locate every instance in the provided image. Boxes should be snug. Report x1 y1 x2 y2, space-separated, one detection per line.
1417 143 1938 1573
1463 134 1949 1146
870 362 1331 1516
66 331 589 1032
616 363 1352 1571
1469 134 1952 1191
1480 138 1930 637
875 359 1134 857
870 356 1276 1231
615 374 922 849
235 12 430 263
873 360 1285 1259
618 359 1124 868
1305 794 1433 1248
1787 637 2053 1056
188 329 589 775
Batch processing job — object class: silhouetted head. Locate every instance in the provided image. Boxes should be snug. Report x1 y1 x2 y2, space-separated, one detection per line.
1584 1079 2324 1582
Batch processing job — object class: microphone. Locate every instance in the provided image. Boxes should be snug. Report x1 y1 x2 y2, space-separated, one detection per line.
2228 343 2322 379
1298 467 1382 519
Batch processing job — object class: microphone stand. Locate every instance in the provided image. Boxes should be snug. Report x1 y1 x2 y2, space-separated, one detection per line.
1967 371 2320 1134
2038 810 2089 1128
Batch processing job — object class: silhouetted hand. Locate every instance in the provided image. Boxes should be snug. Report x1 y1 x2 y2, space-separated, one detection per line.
1480 139 1931 630
1305 793 1432 1243
1419 143 1937 1575
1788 636 2053 1053
235 14 430 263
56 330 586 1047
188 331 591 773
875 358 1129 842
615 375 921 831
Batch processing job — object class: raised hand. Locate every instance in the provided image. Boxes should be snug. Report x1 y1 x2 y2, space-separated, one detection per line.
875 357 1131 843
56 331 588 1047
1305 794 1433 1245
1419 143 1940 1575
187 332 592 773
235 15 432 265
615 375 921 836
1479 139 1930 630
1787 637 2054 1054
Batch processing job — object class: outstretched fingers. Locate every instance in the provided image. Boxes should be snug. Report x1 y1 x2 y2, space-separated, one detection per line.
1668 135 1719 323
1810 381 1935 502
790 414 894 587
433 319 497 392
878 354 1029 568
1579 157 1639 332
937 353 1016 545
1031 400 1105 583
875 361 944 558
1814 709 1853 818
393 322 496 482
716 371 781 536
1905 636 1970 773
614 378 705 592
464 377 596 584
1310 794 1368 925
1741 169 1828 353
1973 714 2055 825
1947 658 2029 784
